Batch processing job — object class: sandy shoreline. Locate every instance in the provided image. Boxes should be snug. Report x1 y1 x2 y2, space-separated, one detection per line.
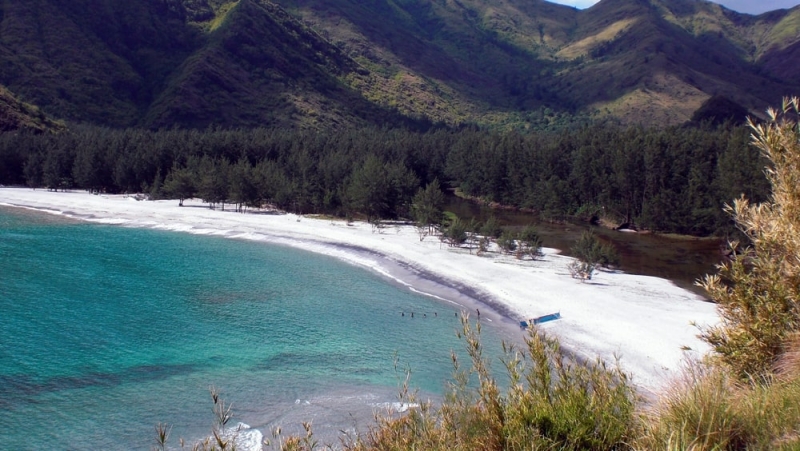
0 187 718 392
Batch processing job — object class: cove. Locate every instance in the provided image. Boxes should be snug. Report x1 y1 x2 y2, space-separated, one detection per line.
0 206 512 450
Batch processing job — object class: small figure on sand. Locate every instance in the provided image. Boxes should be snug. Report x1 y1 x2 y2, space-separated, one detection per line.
411 312 414 318
434 312 437 317
401 312 404 317
476 308 481 318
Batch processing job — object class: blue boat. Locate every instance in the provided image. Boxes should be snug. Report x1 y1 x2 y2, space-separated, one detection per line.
520 312 561 329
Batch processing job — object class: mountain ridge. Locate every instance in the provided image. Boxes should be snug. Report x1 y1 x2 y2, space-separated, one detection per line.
0 0 797 130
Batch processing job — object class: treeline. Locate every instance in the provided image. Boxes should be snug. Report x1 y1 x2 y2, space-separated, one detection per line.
447 123 769 235
0 122 768 235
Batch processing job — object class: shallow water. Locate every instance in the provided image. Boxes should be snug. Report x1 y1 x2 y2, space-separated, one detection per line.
0 207 512 450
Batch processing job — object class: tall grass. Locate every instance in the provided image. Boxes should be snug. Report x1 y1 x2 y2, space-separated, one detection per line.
635 356 800 450
341 315 636 451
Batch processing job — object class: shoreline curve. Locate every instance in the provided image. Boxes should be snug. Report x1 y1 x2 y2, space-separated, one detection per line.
0 187 719 392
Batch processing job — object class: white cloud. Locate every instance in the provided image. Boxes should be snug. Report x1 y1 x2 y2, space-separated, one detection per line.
545 0 799 15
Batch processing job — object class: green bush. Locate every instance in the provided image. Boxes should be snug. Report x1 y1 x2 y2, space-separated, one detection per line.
518 225 543 259
496 231 517 254
570 230 618 268
442 216 468 247
479 216 503 239
344 317 636 451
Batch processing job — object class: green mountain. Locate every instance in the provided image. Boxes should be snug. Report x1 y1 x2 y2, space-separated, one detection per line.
0 0 798 129
0 85 65 132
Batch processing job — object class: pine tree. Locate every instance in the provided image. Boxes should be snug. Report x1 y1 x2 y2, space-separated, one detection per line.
163 166 196 206
411 178 445 239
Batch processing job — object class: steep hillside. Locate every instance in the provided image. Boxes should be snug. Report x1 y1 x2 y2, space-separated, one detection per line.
276 0 800 126
0 0 798 129
543 0 795 123
0 0 197 126
0 0 420 129
0 85 65 132
145 0 416 129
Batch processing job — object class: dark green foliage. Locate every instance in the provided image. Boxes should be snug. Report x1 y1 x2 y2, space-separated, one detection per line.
42 145 73 191
571 230 619 269
411 179 445 233
23 152 45 188
518 225 543 259
347 155 392 221
479 215 503 239
446 124 765 236
163 165 196 206
0 122 770 236
228 159 258 211
496 231 517 254
441 216 468 247
196 158 229 208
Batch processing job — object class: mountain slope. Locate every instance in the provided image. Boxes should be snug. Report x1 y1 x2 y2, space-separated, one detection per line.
0 84 65 132
541 0 796 123
144 0 413 129
0 0 798 129
276 0 800 126
0 0 419 129
0 0 196 126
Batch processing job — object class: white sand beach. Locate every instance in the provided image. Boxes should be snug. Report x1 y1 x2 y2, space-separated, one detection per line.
0 187 719 392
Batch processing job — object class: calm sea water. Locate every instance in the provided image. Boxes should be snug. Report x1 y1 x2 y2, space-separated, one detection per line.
0 207 511 450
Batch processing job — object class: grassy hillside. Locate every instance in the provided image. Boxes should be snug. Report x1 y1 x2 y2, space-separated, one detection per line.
276 0 800 126
0 0 198 126
0 84 65 132
145 0 420 129
0 0 798 129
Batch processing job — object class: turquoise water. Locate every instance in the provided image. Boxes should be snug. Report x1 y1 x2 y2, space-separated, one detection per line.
0 207 511 450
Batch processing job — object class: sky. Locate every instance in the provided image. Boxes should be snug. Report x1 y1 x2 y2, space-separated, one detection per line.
547 0 799 15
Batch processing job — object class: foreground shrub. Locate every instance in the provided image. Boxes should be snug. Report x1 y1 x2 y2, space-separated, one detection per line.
345 316 637 451
636 362 748 450
636 355 800 451
699 98 800 380
638 99 800 451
